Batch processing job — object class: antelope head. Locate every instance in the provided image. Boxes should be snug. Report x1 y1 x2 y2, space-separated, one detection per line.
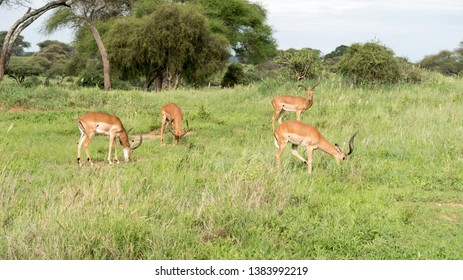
333 131 358 163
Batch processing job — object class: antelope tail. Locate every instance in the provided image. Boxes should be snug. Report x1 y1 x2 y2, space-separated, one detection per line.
77 120 86 135
274 133 279 149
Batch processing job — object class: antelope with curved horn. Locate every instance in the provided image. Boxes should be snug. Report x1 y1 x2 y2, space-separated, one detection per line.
160 102 190 145
77 112 142 166
274 120 357 174
271 81 320 131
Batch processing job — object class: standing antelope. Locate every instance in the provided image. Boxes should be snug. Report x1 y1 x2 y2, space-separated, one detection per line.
77 112 142 166
160 102 190 145
271 82 320 131
274 120 357 174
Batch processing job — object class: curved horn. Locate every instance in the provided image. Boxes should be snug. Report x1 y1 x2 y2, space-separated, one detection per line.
170 120 190 138
347 131 358 156
310 81 320 90
178 120 189 137
130 133 142 150
169 128 176 136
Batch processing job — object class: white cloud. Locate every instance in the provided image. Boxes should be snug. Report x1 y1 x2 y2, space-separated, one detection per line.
258 0 463 61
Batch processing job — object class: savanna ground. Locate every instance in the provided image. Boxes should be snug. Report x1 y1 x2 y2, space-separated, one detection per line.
0 75 462 259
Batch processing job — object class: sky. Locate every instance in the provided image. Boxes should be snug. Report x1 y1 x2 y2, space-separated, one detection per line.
1 0 462 62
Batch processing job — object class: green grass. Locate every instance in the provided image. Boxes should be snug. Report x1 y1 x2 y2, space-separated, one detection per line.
0 75 462 259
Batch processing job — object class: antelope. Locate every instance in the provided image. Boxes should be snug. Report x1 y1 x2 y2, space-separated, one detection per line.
160 102 190 145
274 120 357 174
271 82 320 131
77 112 142 166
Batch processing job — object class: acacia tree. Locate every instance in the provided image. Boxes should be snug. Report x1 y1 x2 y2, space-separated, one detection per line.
133 0 276 64
0 31 31 56
0 0 69 82
6 56 44 84
45 0 132 90
34 40 73 84
194 0 276 64
106 3 229 91
419 42 463 76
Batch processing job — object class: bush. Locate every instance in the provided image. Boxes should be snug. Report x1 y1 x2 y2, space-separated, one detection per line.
221 63 245 88
22 76 42 88
396 58 428 84
337 42 401 85
274 48 323 81
77 70 104 88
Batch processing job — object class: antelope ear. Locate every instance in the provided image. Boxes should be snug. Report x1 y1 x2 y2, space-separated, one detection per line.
334 143 341 153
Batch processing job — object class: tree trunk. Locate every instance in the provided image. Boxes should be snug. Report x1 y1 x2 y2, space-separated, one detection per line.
144 74 155 91
87 20 112 91
0 0 68 82
155 73 163 92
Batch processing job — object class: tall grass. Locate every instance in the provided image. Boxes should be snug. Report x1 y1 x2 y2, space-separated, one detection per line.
0 75 462 259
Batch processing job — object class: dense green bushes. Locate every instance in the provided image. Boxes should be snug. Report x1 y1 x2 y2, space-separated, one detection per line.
337 42 401 85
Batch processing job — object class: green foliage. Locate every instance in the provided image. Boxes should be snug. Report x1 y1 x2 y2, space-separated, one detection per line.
419 47 463 76
396 57 429 84
33 40 74 84
106 3 229 90
324 45 350 60
337 42 401 85
21 76 42 88
0 31 31 56
132 0 164 17
6 56 44 83
274 48 323 81
77 70 104 88
221 63 245 87
193 0 277 64
324 45 350 72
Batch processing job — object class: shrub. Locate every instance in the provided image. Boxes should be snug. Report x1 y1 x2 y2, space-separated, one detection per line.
337 42 401 85
221 63 245 88
22 76 42 88
274 48 323 81
396 58 428 84
77 70 104 88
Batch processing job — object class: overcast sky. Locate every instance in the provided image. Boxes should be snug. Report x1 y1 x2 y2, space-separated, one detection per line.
1 0 462 62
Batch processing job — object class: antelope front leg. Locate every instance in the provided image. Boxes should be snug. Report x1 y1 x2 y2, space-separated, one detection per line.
160 118 166 146
107 135 115 165
275 142 287 170
113 138 119 164
170 121 176 145
306 148 313 174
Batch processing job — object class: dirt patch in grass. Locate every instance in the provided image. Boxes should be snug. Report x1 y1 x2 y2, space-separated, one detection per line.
430 202 463 208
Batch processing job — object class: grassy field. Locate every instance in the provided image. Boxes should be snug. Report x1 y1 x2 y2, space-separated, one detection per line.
0 75 462 259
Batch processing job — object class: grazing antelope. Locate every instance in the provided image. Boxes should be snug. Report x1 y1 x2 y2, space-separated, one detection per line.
274 120 357 174
271 82 320 131
160 102 190 145
77 112 142 166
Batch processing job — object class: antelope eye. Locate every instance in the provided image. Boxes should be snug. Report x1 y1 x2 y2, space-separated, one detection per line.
342 156 347 161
